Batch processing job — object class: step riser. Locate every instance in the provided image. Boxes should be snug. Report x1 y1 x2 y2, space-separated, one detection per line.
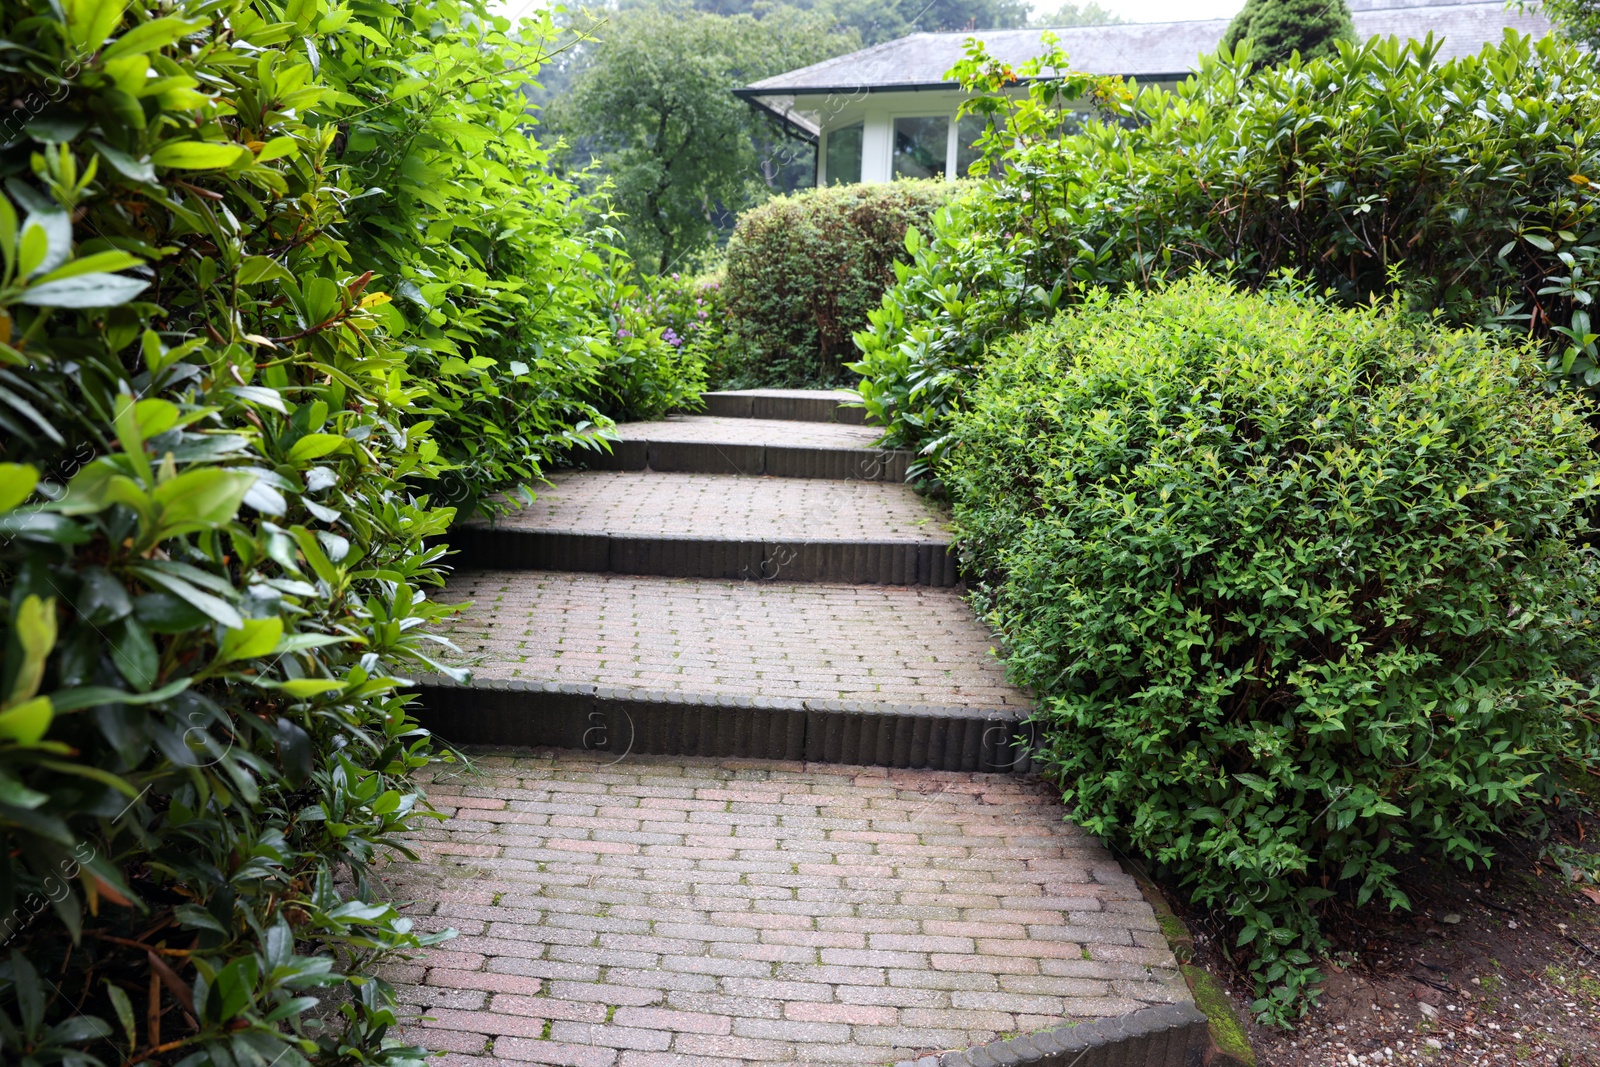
702 393 868 425
449 528 959 585
587 440 908 481
414 681 1035 773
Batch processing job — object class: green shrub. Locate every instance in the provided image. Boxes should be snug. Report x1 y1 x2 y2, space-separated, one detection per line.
723 180 957 388
852 33 1600 469
948 275 1600 1022
632 272 728 390
0 0 643 1063
323 13 700 518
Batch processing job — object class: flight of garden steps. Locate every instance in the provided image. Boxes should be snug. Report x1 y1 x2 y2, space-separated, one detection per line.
414 389 1040 771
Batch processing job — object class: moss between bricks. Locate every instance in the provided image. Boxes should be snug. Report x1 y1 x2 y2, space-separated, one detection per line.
1135 876 1257 1067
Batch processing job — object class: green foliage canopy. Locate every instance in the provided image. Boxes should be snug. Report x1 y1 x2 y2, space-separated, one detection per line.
554 5 852 272
851 33 1600 471
325 1 705 516
1539 0 1600 53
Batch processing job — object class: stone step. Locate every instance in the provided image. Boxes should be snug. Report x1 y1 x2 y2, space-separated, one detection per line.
587 415 909 481
701 387 869 424
454 471 959 585
413 570 1034 771
388 752 1200 1067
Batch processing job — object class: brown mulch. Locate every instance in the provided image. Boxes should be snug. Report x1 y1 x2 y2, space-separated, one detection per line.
1169 807 1600 1066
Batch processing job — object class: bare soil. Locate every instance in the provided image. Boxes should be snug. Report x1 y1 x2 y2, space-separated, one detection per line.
1171 812 1600 1066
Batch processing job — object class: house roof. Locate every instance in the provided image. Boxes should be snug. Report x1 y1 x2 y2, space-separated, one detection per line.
737 0 1554 98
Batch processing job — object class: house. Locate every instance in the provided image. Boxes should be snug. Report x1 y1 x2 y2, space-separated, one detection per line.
734 0 1555 185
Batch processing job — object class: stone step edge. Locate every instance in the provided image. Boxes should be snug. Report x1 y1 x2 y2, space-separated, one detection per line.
587 439 909 482
448 527 959 586
895 1002 1210 1067
409 676 1036 773
701 391 869 425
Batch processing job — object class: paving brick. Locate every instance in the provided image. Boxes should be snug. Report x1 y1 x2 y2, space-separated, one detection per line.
389 752 1190 1064
428 572 1026 709
492 1039 618 1066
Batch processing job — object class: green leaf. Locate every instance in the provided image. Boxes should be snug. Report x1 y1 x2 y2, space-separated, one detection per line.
0 463 39 512
100 16 199 60
286 433 349 462
131 565 242 629
259 678 345 697
64 0 129 50
150 141 250 170
20 272 149 308
152 467 257 531
93 140 156 182
216 616 284 665
50 678 191 711
35 250 144 283
237 256 295 286
105 983 137 1050
255 136 300 163
110 616 158 691
19 211 71 278
0 695 53 745
10 594 56 705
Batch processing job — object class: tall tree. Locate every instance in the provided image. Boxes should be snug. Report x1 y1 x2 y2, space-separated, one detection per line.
553 6 853 272
1222 0 1355 67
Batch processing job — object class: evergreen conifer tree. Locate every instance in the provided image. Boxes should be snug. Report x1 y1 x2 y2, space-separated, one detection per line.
1222 0 1356 67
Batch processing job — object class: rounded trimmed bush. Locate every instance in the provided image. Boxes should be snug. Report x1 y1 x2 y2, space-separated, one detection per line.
721 180 957 388
947 275 1600 1019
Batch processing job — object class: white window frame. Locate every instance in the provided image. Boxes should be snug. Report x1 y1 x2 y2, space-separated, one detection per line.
884 112 960 183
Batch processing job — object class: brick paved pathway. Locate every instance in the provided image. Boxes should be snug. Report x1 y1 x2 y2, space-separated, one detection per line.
386 752 1188 1067
611 416 882 449
433 571 1027 708
471 472 948 543
405 393 1197 1064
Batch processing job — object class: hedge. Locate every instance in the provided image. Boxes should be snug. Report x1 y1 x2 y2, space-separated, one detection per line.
721 180 956 388
948 275 1600 1022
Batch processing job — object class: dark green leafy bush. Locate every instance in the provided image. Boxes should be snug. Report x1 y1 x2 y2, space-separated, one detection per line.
723 180 957 388
1222 0 1355 67
853 33 1600 469
321 12 704 517
0 0 695 1063
948 276 1600 1021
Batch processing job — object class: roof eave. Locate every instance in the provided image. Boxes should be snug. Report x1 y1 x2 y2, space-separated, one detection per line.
730 90 820 143
734 73 1186 99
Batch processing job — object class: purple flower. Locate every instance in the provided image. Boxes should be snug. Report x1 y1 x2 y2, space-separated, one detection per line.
663 328 682 347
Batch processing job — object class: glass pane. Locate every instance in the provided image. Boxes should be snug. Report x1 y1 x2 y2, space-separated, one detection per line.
892 116 948 180
955 114 996 177
824 122 863 186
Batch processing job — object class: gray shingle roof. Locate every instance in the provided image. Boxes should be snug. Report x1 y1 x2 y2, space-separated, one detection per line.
739 1 1555 93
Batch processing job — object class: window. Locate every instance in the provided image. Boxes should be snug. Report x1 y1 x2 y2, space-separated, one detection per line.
892 116 948 180
824 122 863 185
955 114 996 177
